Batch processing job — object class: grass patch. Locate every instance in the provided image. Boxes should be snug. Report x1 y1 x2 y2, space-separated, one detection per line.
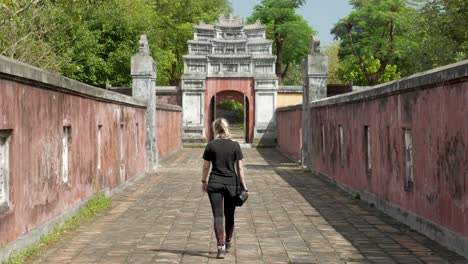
4 192 112 264
352 192 361 200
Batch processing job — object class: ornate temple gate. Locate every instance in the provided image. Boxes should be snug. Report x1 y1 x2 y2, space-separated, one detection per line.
181 16 278 145
205 78 254 142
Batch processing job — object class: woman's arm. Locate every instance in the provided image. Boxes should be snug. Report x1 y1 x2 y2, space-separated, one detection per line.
237 159 248 191
202 160 210 192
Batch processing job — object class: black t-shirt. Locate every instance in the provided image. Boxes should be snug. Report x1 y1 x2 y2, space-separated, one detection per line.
203 138 244 185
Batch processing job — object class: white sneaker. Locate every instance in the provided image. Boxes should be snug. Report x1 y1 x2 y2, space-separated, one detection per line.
225 240 232 253
216 245 225 259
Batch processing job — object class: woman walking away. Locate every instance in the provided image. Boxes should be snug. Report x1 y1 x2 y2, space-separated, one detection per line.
201 118 248 259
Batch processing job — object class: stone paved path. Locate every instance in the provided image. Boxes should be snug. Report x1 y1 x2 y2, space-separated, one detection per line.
32 148 468 264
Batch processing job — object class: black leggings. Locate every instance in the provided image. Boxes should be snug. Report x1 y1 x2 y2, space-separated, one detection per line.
207 183 236 245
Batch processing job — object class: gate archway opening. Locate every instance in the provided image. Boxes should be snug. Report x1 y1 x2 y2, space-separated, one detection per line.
208 90 250 144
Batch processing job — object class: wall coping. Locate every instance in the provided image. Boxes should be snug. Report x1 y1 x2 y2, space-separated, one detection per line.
0 55 146 108
310 60 468 108
156 86 180 93
278 85 302 93
156 103 182 112
276 104 302 112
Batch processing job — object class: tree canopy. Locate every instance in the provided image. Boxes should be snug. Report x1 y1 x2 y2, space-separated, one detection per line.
0 0 231 87
247 0 314 84
3 0 465 88
331 0 414 85
399 0 468 75
331 0 467 85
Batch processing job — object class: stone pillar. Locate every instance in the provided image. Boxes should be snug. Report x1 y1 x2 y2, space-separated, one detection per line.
301 36 328 168
181 78 206 144
131 35 158 170
253 77 278 146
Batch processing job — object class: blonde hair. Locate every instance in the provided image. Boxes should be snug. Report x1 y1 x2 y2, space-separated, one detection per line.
212 118 231 139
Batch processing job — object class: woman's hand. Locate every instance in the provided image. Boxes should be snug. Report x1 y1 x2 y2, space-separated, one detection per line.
202 160 210 193
241 183 248 192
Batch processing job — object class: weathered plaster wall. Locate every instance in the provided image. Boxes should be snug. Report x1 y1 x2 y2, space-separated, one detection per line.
311 80 467 235
205 78 255 142
307 61 468 256
156 104 182 159
276 105 302 162
156 87 182 106
0 56 146 251
277 94 303 108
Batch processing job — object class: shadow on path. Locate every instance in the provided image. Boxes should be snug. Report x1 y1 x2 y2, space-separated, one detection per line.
256 148 468 264
150 248 211 258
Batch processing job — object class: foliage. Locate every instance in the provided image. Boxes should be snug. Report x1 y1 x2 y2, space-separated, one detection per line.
0 1 62 72
217 100 244 123
0 0 231 87
281 63 302 85
247 0 314 84
150 0 231 85
398 0 468 75
336 55 400 85
331 0 415 85
4 192 111 264
332 0 467 85
323 42 346 84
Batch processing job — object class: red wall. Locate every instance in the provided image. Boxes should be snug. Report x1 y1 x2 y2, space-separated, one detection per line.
156 94 181 106
205 78 254 142
0 78 146 244
277 105 302 162
310 80 467 238
157 105 182 159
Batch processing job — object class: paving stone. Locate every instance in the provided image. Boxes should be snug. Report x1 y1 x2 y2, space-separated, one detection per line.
30 148 468 264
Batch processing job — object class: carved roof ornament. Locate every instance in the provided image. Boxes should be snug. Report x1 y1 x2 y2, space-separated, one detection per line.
216 14 243 27
310 36 321 54
139 35 150 55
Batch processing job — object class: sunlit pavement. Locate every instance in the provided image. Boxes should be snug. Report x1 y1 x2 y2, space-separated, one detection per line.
32 148 468 264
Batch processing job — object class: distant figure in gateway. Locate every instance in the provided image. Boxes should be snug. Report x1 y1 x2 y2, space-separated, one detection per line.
201 118 248 259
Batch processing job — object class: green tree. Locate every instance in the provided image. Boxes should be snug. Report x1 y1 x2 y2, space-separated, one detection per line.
151 0 231 85
247 0 314 84
336 55 400 85
1 0 231 87
0 0 62 72
399 0 468 75
332 0 415 85
50 0 157 87
217 100 244 123
281 63 302 85
323 42 346 84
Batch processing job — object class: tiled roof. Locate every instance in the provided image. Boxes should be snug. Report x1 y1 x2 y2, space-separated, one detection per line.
183 55 208 60
253 54 276 60
207 54 252 59
193 24 215 30
188 40 211 45
244 22 265 30
212 39 248 43
247 39 272 44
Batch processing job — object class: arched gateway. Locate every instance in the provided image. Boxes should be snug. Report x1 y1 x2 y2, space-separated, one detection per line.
182 15 278 145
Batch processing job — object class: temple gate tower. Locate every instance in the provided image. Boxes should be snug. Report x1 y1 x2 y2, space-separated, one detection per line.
181 15 278 145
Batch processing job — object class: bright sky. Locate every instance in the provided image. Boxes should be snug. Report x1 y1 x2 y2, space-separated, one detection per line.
231 0 353 46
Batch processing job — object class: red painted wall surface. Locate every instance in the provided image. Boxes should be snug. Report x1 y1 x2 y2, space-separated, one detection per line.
156 94 181 106
0 78 146 245
157 106 182 159
156 94 182 105
277 106 302 162
205 78 254 142
310 81 467 237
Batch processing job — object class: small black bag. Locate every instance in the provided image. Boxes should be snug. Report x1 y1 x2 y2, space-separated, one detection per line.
233 188 249 207
234 160 248 207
